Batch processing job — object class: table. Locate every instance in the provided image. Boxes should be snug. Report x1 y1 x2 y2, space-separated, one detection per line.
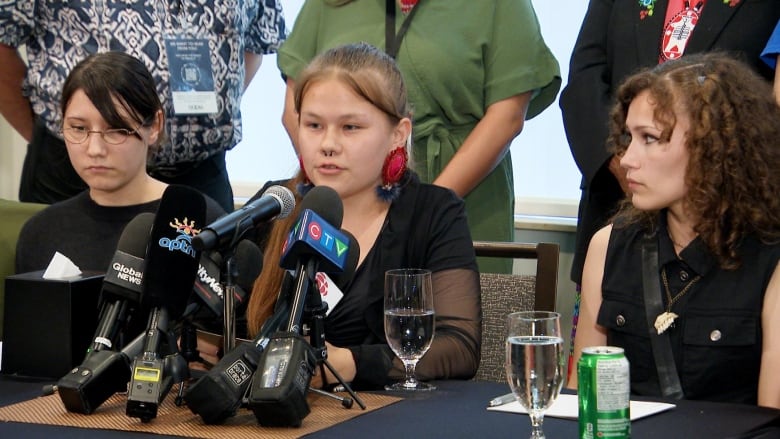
1 376 778 438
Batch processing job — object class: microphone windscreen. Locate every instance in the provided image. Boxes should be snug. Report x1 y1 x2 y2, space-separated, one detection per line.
142 185 207 319
117 213 155 258
298 186 343 229
100 213 155 303
263 185 296 219
234 239 263 293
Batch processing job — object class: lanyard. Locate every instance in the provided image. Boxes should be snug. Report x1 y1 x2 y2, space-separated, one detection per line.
385 0 422 59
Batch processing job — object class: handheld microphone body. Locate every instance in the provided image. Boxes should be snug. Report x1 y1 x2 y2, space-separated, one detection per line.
193 185 295 251
247 186 359 427
126 308 172 422
89 213 154 352
126 185 206 422
57 213 155 414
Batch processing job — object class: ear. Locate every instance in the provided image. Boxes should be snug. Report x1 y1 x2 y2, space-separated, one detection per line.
391 117 412 152
147 109 164 145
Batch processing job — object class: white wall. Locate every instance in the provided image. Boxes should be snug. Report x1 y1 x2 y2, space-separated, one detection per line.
229 0 587 217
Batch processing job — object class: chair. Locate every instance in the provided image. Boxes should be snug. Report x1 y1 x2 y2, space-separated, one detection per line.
0 199 47 340
472 240 560 383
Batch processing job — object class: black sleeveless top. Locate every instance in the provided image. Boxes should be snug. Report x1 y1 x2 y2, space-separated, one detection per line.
597 213 780 404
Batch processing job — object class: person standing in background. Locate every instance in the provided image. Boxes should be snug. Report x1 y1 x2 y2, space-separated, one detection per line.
276 0 560 273
560 0 780 376
760 19 780 104
0 1 286 212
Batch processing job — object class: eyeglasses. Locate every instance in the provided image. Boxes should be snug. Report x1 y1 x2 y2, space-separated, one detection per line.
61 125 143 145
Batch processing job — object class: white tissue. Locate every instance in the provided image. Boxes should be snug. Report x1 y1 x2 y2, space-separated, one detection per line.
42 251 83 279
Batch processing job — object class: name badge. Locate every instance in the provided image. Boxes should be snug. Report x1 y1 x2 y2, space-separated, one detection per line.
164 38 218 115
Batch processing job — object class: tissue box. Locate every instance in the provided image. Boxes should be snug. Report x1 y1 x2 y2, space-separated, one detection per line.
2 271 103 378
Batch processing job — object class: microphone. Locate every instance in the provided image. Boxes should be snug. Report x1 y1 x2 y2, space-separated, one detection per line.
184 187 352 425
192 185 295 251
126 185 206 423
90 212 154 353
279 186 348 334
180 239 263 363
247 187 361 427
56 213 154 414
188 240 263 319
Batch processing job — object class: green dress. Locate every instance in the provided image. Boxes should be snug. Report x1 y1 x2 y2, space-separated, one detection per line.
278 0 561 273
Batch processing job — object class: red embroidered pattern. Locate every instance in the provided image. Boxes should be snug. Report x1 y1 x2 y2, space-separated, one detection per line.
400 0 418 14
639 0 740 20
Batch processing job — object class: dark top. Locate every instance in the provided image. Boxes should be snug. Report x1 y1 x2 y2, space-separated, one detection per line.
15 190 225 274
597 214 780 404
254 173 481 389
560 0 780 283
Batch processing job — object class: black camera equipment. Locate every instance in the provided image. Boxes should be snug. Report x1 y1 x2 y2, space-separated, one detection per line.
182 297 291 424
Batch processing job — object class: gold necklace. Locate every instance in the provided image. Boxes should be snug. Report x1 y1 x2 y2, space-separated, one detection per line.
667 230 685 249
654 267 702 334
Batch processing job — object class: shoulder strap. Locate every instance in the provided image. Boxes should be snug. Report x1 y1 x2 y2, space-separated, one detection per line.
385 0 422 59
641 236 685 399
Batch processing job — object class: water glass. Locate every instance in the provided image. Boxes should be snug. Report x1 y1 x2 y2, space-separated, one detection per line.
506 311 564 438
384 268 435 391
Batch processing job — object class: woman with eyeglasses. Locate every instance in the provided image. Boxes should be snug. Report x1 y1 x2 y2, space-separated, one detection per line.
15 52 225 274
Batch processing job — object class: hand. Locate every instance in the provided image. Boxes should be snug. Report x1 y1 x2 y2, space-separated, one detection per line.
310 342 357 388
608 155 630 195
186 337 222 372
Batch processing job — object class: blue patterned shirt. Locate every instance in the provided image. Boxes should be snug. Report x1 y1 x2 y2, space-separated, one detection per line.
0 0 285 167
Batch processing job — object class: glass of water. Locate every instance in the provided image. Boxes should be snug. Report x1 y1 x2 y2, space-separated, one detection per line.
384 268 436 391
506 311 564 439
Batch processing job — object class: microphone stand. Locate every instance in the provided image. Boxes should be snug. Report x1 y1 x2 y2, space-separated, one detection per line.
222 247 238 353
302 277 366 410
221 216 251 354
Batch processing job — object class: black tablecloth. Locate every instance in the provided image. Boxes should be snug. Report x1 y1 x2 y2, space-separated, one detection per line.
1 376 779 438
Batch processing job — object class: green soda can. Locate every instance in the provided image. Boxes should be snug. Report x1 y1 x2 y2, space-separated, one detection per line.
578 346 630 439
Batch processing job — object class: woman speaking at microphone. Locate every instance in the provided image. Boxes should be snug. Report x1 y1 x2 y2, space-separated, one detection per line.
245 43 481 390
15 52 224 274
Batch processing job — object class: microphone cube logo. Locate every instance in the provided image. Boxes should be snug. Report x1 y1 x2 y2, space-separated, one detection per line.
158 217 201 258
305 219 348 260
280 210 349 273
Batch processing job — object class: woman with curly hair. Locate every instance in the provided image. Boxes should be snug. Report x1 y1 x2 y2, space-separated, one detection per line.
568 53 780 409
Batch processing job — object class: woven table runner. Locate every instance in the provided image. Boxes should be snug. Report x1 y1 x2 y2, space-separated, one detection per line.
0 390 400 438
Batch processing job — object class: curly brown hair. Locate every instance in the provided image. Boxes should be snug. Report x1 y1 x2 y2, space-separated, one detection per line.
608 53 780 269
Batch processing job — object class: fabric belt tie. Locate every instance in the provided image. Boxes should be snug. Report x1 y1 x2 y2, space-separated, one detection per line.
413 120 474 183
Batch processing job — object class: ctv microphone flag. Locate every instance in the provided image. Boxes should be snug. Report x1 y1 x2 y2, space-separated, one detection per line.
280 209 350 274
